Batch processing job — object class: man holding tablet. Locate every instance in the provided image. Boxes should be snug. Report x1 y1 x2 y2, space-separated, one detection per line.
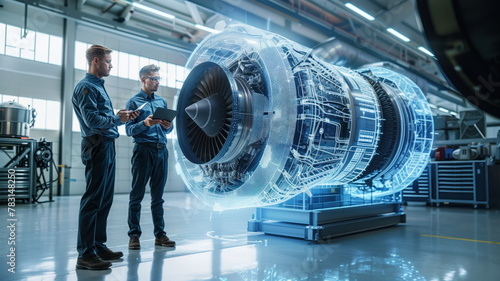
125 64 176 250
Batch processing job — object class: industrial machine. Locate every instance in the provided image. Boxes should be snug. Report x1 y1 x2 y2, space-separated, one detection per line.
32 138 56 203
0 100 36 203
173 24 434 239
0 137 55 204
0 100 36 138
0 101 55 203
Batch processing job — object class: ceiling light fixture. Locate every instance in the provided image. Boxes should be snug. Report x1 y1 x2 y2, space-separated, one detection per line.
131 2 175 20
114 1 220 35
386 28 410 42
418 46 435 57
345 3 375 21
438 107 450 113
194 24 220 34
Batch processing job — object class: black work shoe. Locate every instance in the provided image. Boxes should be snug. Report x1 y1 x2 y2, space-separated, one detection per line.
155 235 176 247
96 248 124 260
76 256 112 270
129 235 140 250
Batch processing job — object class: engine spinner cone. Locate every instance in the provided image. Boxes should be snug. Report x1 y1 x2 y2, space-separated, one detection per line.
185 93 226 137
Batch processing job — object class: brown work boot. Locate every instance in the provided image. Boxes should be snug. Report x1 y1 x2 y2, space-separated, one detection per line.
76 256 112 270
155 235 176 247
129 235 141 250
96 248 123 260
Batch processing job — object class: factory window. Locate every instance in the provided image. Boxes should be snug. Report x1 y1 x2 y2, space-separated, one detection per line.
48 36 62 65
175 64 187 89
167 63 177 88
0 23 5 55
117 51 129 78
19 30 35 60
158 61 168 86
0 22 62 65
74 41 187 89
0 94 60 131
74 41 88 70
34 33 50 63
72 111 80 133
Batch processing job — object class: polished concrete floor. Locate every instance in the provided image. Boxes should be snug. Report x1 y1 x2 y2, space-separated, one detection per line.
1 192 500 281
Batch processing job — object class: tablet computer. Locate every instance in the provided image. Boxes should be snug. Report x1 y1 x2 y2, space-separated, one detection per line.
133 102 147 112
152 107 177 121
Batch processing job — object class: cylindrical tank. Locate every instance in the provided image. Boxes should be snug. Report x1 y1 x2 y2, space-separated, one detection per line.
173 24 434 210
0 101 36 138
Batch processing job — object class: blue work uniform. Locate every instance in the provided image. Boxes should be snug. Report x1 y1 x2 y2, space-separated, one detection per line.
125 90 173 238
72 73 123 259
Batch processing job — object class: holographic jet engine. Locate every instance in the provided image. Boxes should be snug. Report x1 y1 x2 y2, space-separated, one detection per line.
173 25 434 210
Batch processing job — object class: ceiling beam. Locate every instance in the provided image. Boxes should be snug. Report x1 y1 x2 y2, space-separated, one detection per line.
185 1 204 25
9 0 195 53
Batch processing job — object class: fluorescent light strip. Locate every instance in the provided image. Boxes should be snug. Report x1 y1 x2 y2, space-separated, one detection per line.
386 28 410 42
132 2 175 20
194 24 220 34
418 46 435 57
120 1 219 34
345 3 375 21
438 107 450 113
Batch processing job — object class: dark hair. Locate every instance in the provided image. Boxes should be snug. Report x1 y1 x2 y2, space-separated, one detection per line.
139 64 160 78
86 45 112 65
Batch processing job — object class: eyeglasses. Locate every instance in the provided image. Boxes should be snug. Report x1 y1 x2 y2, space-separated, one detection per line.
144 76 162 81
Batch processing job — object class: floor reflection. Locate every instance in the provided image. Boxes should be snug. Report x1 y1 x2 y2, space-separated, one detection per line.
126 250 141 281
2 193 499 281
123 247 174 281
238 235 427 281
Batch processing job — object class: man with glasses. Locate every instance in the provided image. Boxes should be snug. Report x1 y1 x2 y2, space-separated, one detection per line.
125 64 176 250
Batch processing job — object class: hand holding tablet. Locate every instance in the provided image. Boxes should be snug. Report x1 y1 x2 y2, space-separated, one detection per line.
152 107 177 121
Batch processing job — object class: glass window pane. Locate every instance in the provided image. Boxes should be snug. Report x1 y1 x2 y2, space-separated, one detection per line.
118 51 129 79
35 32 50 63
0 23 6 55
149 59 159 67
176 65 186 89
2 95 18 102
48 35 62 65
109 49 118 77
46 100 60 130
19 30 35 60
118 125 126 136
18 97 33 109
32 99 47 129
167 63 176 88
72 111 80 132
139 56 149 69
5 25 21 57
158 61 167 87
74 41 88 70
128 54 139 80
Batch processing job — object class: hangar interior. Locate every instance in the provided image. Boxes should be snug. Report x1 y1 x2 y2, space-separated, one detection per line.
0 0 499 280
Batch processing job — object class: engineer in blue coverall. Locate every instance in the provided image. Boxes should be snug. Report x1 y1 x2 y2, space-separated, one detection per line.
125 64 176 250
72 44 138 270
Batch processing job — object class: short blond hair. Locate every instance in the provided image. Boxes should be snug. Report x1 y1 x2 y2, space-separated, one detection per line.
86 45 112 65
